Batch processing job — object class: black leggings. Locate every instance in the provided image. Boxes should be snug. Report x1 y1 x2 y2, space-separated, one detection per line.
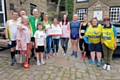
79 39 88 52
61 38 69 53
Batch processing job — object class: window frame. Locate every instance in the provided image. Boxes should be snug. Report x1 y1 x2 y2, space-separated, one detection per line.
0 0 6 26
76 0 89 3
109 6 120 22
76 8 88 21
30 3 37 15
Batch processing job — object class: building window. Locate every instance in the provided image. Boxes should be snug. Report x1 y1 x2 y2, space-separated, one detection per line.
76 8 88 21
110 7 120 22
30 3 37 15
76 0 88 3
0 0 6 27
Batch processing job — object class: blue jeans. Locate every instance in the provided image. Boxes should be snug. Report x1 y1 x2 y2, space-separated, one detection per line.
46 36 52 54
53 39 60 53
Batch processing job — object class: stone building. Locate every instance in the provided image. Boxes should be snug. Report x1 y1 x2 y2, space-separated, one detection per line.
0 0 47 27
74 0 120 22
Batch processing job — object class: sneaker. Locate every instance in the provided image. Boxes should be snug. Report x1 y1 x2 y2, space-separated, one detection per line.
107 65 111 71
74 52 78 58
63 53 66 56
89 60 95 65
41 60 45 65
36 62 41 66
11 60 15 66
71 51 75 56
80 55 84 60
97 61 102 66
103 64 107 70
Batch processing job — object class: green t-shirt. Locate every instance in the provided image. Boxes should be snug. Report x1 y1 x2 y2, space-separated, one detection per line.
29 16 41 36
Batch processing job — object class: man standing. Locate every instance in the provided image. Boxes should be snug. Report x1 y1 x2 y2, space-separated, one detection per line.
29 9 41 61
5 11 20 66
18 10 26 22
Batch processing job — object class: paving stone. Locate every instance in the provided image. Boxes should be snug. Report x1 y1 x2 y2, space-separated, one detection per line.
76 72 81 78
57 72 63 77
50 74 57 79
0 73 9 79
42 74 49 80
34 75 41 80
55 77 61 80
45 71 52 74
90 75 97 79
54 58 74 68
48 66 55 70
75 62 86 70
19 75 28 80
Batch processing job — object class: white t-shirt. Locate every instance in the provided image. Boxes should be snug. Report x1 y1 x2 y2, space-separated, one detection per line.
51 24 61 39
45 24 51 36
34 30 46 46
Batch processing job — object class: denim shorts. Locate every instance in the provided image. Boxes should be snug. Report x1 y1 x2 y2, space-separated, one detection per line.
88 42 102 52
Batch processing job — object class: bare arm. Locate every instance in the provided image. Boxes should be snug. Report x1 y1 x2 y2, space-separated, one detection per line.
79 23 82 38
35 38 38 49
67 23 70 38
5 21 9 39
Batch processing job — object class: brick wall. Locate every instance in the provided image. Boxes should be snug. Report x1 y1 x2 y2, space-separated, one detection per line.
6 0 47 20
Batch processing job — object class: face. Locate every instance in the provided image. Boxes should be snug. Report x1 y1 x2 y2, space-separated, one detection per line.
38 25 42 30
73 15 78 21
33 10 38 18
20 11 26 17
44 15 48 21
53 19 58 24
92 19 98 26
83 16 88 22
12 12 18 20
63 15 67 21
23 18 29 25
104 20 110 26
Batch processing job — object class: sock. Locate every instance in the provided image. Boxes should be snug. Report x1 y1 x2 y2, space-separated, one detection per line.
31 48 34 58
41 59 43 62
37 60 40 63
11 51 15 60
28 58 31 64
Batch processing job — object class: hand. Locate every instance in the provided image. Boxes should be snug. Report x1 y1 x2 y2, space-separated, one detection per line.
49 26 52 29
44 45 46 49
80 36 83 39
18 41 22 48
114 43 117 49
36 45 38 49
6 39 10 42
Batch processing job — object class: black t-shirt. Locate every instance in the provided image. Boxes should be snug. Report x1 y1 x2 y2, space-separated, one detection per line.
80 23 88 36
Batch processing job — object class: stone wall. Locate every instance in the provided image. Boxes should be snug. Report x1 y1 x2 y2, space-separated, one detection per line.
6 0 47 20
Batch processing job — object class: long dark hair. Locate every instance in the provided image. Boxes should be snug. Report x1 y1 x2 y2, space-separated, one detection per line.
62 14 68 25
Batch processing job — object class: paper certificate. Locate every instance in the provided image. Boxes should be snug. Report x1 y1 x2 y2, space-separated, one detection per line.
47 28 62 36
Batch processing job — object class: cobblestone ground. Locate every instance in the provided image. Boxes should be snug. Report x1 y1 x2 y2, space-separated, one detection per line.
0 42 120 80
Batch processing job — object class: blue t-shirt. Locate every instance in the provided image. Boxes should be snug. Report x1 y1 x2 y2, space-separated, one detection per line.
70 21 80 34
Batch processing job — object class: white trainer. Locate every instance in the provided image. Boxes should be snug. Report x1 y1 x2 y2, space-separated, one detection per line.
36 61 41 66
63 53 66 56
103 64 107 70
107 65 111 71
41 60 45 65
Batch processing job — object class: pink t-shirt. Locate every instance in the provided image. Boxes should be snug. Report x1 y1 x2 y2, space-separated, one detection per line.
59 22 69 38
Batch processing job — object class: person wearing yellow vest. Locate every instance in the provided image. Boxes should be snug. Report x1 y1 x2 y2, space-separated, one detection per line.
5 11 20 66
102 17 117 71
84 18 102 66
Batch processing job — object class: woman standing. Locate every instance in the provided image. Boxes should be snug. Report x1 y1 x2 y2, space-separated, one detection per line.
52 18 61 56
16 15 31 68
60 14 69 56
68 14 80 58
102 17 117 71
42 14 52 60
79 15 90 60
84 18 102 66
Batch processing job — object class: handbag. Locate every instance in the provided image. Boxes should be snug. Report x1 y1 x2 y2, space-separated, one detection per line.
15 51 26 64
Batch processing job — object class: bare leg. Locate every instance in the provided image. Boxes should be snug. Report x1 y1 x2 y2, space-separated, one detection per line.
97 52 102 61
90 52 95 61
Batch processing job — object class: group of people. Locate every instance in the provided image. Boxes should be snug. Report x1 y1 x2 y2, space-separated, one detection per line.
5 8 117 71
